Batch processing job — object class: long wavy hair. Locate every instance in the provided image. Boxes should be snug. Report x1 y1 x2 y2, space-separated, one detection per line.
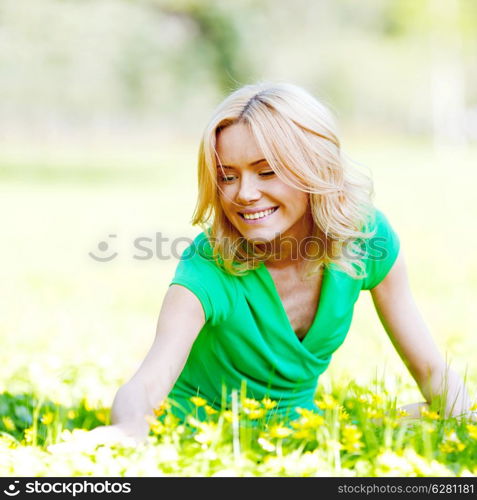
192 81 375 279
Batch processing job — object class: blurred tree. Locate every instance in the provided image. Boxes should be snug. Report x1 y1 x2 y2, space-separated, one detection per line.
141 0 254 93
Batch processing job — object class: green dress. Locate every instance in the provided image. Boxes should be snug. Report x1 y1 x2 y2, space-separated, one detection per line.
166 208 400 423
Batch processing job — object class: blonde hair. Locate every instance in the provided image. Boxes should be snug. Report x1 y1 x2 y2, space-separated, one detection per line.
192 81 375 279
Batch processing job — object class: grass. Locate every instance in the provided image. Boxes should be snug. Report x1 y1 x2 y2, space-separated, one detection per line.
1 137 477 476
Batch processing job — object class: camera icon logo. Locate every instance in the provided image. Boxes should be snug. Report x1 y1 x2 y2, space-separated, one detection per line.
4 480 20 496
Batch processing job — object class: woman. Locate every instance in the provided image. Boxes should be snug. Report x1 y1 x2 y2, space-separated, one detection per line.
79 82 473 446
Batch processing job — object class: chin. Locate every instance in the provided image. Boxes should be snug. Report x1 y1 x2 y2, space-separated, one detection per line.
240 228 282 244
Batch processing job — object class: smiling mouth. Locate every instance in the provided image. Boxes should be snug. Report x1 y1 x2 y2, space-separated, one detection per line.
238 206 279 221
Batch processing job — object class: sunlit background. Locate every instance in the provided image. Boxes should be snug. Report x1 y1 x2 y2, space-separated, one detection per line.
1 0 476 411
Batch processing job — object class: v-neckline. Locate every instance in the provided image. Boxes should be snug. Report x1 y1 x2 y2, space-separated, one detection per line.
259 261 329 348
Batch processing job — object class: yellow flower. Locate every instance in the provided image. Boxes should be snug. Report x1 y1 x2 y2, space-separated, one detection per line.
338 408 350 421
371 394 384 406
242 398 260 410
96 410 107 423
439 442 454 454
466 424 477 440
292 408 325 429
420 407 440 420
205 405 218 415
247 408 266 420
358 394 371 405
269 425 292 439
470 403 477 412
261 398 278 410
163 413 180 427
2 417 15 432
222 411 234 423
396 408 409 418
190 396 207 407
153 400 171 417
316 394 339 410
24 427 35 445
145 416 165 435
292 428 314 440
366 407 384 419
341 424 363 453
41 412 54 425
67 410 76 419
439 430 466 453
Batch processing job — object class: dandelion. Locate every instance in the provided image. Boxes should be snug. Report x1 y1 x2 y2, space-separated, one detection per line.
190 396 207 407
153 400 171 417
222 411 234 423
341 424 363 453
247 408 266 420
95 410 108 423
41 412 54 425
145 416 165 436
292 408 325 429
316 394 339 410
396 408 409 419
163 414 180 428
338 407 350 421
358 394 371 405
291 428 314 440
67 410 76 420
366 407 384 419
466 424 477 440
420 407 440 420
2 417 15 432
269 425 292 439
371 394 384 406
23 427 35 445
439 430 466 453
242 398 260 410
261 398 278 410
205 405 218 416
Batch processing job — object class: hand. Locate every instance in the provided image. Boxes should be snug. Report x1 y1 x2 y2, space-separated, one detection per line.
47 424 148 454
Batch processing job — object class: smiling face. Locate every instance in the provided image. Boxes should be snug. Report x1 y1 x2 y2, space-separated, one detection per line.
215 122 313 247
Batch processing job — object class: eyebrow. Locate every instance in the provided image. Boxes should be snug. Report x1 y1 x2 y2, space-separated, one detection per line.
216 158 267 169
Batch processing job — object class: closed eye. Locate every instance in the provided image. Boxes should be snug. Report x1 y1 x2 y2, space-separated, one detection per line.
218 175 237 183
259 171 275 177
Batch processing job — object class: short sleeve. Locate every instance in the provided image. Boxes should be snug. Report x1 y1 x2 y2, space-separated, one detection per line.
169 232 237 325
360 209 401 290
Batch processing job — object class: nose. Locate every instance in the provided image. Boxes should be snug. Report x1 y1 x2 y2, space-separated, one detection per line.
235 174 261 205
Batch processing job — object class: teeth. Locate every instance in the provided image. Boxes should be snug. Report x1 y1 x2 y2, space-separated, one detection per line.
242 207 276 220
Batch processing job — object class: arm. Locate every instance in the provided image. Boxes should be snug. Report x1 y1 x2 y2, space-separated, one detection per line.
109 284 205 438
370 249 472 419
